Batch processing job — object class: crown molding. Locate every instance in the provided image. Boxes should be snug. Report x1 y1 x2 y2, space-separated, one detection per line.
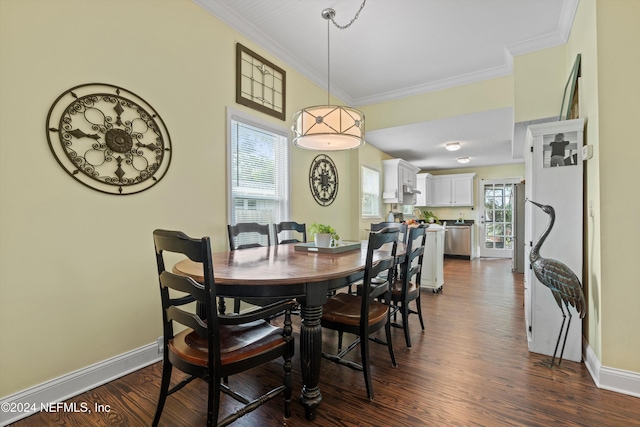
192 0 351 104
352 62 513 107
193 0 580 108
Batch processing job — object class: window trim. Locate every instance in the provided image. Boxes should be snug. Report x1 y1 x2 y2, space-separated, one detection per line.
226 107 291 226
361 165 381 219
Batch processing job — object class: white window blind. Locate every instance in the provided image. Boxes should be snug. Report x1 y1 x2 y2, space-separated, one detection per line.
229 115 289 246
361 166 380 217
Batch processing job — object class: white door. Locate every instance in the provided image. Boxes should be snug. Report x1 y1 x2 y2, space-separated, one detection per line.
478 178 520 258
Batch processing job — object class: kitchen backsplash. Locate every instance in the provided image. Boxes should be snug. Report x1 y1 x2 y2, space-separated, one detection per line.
416 206 475 222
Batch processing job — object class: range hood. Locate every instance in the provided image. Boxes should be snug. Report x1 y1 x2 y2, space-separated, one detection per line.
382 158 420 204
403 184 421 194
384 185 420 200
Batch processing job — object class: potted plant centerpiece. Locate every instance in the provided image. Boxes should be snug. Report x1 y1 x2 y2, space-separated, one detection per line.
308 223 340 248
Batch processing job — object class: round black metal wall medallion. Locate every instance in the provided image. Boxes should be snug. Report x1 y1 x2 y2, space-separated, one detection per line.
46 83 172 195
309 154 338 206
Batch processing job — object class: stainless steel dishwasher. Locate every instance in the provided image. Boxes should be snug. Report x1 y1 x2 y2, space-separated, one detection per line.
444 225 471 258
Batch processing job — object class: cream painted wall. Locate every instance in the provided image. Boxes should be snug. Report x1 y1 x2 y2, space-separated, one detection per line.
594 0 640 372
2 0 638 400
0 0 356 396
566 0 603 365
513 45 567 122
361 76 514 131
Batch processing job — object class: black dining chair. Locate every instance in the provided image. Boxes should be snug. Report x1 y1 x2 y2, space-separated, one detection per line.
371 221 408 243
273 221 307 245
389 225 428 348
227 222 271 250
227 222 284 314
320 227 399 400
152 229 295 427
371 221 408 283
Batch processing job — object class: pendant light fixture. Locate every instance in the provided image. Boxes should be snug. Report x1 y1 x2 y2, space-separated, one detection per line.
292 3 366 150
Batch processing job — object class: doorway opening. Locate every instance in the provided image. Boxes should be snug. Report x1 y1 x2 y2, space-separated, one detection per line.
478 179 520 258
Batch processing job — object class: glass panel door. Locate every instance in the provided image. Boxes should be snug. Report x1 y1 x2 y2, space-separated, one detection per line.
479 179 517 258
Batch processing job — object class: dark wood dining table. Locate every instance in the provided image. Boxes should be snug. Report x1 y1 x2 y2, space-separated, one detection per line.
172 241 401 421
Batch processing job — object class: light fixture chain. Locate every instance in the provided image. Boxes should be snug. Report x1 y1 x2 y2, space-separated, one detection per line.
291 3 366 150
327 16 331 104
330 0 367 30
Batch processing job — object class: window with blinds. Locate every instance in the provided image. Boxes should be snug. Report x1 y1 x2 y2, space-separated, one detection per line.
229 115 289 246
361 166 381 217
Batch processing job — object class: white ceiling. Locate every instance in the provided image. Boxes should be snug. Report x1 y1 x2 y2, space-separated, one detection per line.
194 0 576 170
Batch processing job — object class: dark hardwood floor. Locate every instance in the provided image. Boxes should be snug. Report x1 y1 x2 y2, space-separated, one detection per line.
12 258 640 426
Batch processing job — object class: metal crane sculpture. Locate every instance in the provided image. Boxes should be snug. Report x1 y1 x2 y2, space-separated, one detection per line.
528 199 586 368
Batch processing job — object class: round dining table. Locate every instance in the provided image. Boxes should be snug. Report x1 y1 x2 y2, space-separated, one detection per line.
172 241 400 421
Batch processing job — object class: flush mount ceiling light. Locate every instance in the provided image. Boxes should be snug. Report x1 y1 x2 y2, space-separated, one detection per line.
446 142 461 151
292 3 366 151
457 157 470 164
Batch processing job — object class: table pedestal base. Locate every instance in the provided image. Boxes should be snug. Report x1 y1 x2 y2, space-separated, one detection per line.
300 304 323 420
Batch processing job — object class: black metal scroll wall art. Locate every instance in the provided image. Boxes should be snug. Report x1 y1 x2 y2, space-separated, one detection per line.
46 83 172 195
309 154 338 206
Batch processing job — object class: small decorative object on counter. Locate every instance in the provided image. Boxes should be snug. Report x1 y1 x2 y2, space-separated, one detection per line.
422 210 440 224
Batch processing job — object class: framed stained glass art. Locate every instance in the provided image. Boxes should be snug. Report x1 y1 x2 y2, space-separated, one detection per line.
236 43 286 120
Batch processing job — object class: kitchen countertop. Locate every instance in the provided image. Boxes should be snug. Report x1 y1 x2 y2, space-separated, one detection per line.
440 220 474 226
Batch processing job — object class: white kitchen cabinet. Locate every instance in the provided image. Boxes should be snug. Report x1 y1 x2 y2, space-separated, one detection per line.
401 163 417 188
428 173 475 206
432 176 451 205
523 118 584 363
382 159 420 204
451 175 474 206
420 227 445 292
415 173 433 206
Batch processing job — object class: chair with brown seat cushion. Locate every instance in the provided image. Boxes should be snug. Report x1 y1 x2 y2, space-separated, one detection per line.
273 221 307 245
389 225 428 348
152 229 295 427
227 223 279 313
320 227 399 400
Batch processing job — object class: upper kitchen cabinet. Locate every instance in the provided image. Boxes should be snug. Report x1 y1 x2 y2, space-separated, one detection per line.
382 159 420 204
415 173 433 206
429 173 476 207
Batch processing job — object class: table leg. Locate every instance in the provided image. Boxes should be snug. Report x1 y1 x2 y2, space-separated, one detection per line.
217 296 227 315
299 304 322 420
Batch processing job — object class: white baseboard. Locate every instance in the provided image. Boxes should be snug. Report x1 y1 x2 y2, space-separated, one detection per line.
0 342 161 426
583 341 640 398
2 340 637 426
